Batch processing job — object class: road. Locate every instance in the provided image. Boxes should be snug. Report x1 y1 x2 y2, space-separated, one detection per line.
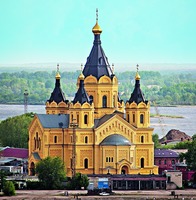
1 189 196 199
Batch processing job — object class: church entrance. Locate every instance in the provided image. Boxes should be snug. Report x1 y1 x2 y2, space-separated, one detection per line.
121 166 128 174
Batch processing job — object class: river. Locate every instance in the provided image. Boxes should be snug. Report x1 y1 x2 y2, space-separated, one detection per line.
0 104 195 138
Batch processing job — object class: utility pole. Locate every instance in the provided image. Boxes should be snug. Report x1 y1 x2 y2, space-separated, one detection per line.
24 89 28 114
70 120 78 177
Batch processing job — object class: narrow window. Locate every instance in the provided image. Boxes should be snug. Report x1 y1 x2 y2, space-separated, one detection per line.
84 114 88 124
140 114 144 124
84 158 88 169
39 138 41 150
89 95 93 103
127 114 130 123
109 157 110 162
141 158 144 168
164 159 167 165
70 158 73 169
159 160 161 165
77 114 79 124
54 136 57 143
133 114 135 123
34 138 36 150
111 157 113 162
85 136 88 144
141 136 144 143
106 157 108 162
70 136 73 143
102 95 107 108
172 159 175 165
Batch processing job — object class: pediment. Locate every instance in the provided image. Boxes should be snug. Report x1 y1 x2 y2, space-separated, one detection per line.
95 114 136 144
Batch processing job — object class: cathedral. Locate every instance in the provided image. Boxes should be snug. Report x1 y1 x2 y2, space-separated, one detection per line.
28 13 158 177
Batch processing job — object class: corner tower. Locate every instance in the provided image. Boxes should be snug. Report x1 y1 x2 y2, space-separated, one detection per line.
125 65 150 128
70 72 94 128
82 9 123 118
45 64 69 114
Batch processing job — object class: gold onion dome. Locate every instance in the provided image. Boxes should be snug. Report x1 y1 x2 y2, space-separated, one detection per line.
135 71 140 80
56 64 61 79
79 72 85 80
92 8 102 35
92 22 102 35
56 72 61 79
135 64 140 80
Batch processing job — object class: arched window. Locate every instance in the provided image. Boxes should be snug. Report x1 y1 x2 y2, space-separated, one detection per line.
89 95 93 102
39 138 41 150
84 158 88 169
84 114 88 124
140 114 144 124
141 136 144 143
54 136 57 143
141 158 144 168
133 114 135 123
102 95 107 108
34 137 36 150
85 136 88 144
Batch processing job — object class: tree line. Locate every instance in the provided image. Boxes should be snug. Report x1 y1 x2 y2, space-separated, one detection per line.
0 70 195 106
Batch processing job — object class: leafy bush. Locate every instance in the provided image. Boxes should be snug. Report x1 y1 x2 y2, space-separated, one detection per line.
3 181 15 196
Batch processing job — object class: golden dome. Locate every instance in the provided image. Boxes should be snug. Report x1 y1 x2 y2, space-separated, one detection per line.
135 71 140 80
79 72 85 80
55 64 61 79
92 21 102 35
56 71 61 79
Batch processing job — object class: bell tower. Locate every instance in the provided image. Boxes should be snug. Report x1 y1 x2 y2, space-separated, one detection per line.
70 72 94 128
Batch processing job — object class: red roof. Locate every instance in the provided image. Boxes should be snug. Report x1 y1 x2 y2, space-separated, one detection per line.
1 147 28 159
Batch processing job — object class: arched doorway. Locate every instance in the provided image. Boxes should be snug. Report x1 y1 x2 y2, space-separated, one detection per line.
30 162 35 176
121 165 128 174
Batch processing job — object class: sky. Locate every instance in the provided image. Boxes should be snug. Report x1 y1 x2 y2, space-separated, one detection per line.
0 0 196 66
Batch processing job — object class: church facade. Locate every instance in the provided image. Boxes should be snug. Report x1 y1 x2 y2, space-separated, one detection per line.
28 15 158 177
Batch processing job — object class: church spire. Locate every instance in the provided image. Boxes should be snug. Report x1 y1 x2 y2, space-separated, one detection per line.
128 65 147 105
82 9 113 80
47 64 66 104
72 72 91 105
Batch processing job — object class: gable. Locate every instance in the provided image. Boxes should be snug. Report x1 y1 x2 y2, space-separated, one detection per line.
94 114 136 145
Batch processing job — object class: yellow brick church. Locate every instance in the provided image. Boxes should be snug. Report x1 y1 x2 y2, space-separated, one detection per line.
28 13 158 177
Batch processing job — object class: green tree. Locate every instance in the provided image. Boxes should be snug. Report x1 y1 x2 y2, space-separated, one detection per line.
3 181 15 196
69 173 89 190
152 134 160 148
36 156 66 189
0 113 34 148
181 136 196 172
0 170 6 192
